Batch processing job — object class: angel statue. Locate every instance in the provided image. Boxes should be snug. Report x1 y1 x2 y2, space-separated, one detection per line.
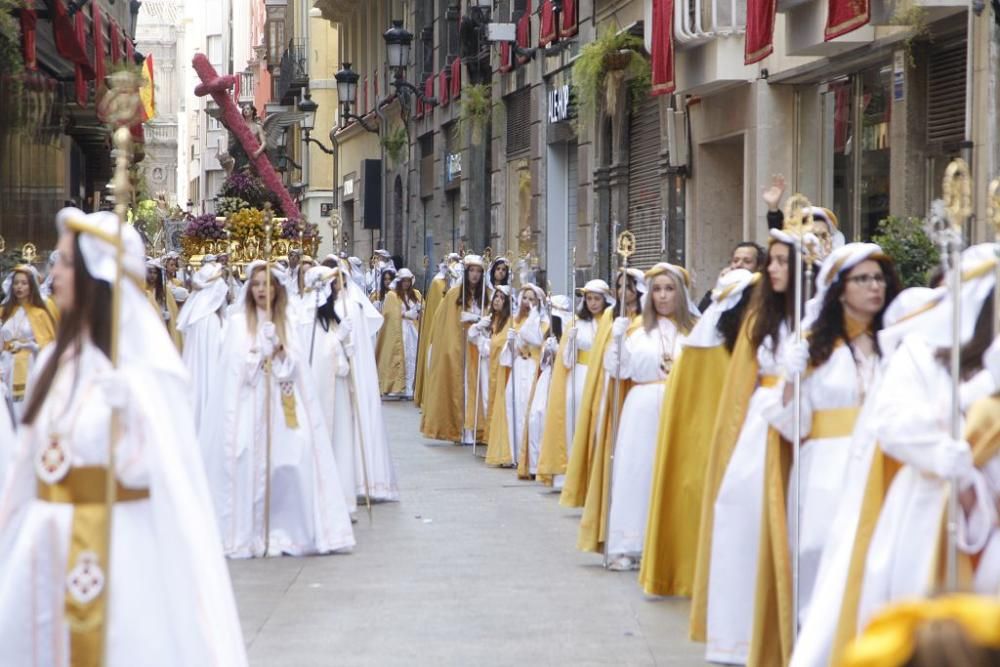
218 102 305 176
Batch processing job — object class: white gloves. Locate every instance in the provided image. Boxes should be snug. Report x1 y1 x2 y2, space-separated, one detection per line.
611 316 630 339
460 311 479 324
96 369 130 410
478 339 490 357
927 436 975 483
336 318 353 342
343 341 355 358
403 307 419 320
544 336 558 355
566 327 578 341
983 336 1000 389
477 316 492 330
780 340 810 378
9 341 39 354
506 327 518 342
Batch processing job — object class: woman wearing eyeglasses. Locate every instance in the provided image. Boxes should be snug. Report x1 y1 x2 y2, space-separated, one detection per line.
749 243 901 664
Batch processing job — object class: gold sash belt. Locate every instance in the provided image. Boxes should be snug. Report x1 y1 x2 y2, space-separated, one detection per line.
577 349 591 365
810 407 860 440
760 374 781 388
37 466 149 667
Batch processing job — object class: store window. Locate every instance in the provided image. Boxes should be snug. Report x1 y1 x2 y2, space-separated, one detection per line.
814 64 892 241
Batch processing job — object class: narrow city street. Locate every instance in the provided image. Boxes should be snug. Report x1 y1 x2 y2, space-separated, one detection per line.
229 401 704 666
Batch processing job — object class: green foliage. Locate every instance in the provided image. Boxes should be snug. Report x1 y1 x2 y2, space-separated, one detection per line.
455 83 494 145
871 215 941 288
0 0 25 76
217 196 250 216
381 125 409 166
571 26 651 124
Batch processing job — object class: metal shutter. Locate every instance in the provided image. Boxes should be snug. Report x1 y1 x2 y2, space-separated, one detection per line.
506 88 531 156
627 95 663 270
926 42 966 148
567 143 578 250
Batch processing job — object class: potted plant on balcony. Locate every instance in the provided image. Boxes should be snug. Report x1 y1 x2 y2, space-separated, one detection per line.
381 125 409 168
456 83 494 146
572 26 651 121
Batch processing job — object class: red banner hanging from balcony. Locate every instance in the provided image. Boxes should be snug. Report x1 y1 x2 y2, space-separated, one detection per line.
19 8 36 70
651 0 675 95
562 0 578 38
744 0 777 64
499 42 513 73
52 0 94 77
126 29 135 64
516 1 532 65
439 68 450 106
92 2 106 88
539 1 556 47
450 57 461 98
825 0 869 40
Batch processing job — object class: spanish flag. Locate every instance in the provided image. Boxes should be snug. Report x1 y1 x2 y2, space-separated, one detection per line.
140 53 155 121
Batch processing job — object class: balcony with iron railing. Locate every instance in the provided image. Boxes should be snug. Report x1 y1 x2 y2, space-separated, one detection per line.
238 70 256 104
276 40 308 105
672 0 754 94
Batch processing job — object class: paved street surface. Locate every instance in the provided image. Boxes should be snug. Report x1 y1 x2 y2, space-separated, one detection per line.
230 401 704 666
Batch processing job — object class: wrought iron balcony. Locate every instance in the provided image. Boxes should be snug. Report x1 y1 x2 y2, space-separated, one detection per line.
276 40 308 105
675 0 747 47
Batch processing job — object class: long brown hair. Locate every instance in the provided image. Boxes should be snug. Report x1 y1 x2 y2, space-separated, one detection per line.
1 268 51 323
456 265 485 308
244 264 290 347
491 290 511 335
641 271 697 334
750 241 810 352
23 235 113 425
394 277 419 308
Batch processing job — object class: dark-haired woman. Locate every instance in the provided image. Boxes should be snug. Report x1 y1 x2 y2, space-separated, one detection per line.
145 258 184 351
305 265 358 517
0 208 247 665
469 286 512 441
749 243 902 664
640 268 757 597
375 268 422 398
420 255 486 443
699 230 809 663
210 260 355 558
1 265 56 423
855 243 1000 634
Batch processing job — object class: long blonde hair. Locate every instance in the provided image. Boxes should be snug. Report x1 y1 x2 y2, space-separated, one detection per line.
642 271 696 334
244 264 289 347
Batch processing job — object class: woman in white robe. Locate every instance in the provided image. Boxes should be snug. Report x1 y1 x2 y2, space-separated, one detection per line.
758 244 901 634
176 261 229 438
1 265 57 423
706 233 804 664
0 208 247 666
500 284 547 468
303 265 358 515
210 260 355 558
336 258 400 502
603 263 697 570
857 243 1000 629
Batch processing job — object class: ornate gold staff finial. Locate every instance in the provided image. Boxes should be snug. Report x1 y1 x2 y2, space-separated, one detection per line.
616 229 636 262
943 158 972 233
21 242 37 265
0 235 6 253
483 246 493 265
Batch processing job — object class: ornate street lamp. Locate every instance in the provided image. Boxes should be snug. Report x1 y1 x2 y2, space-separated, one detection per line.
333 64 379 133
382 20 437 109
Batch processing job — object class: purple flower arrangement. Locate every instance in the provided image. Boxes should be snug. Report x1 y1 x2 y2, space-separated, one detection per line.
185 213 227 240
279 219 319 241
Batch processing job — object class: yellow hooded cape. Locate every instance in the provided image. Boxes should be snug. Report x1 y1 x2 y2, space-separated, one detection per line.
414 275 447 407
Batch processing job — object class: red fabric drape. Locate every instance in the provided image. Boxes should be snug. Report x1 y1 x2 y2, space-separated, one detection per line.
450 56 461 98
499 42 513 73
110 20 121 65
562 0 578 38
52 0 94 76
651 0 675 95
539 1 556 46
20 8 37 70
439 68 450 106
126 30 134 64
516 10 531 64
92 3 106 87
825 0 869 40
833 80 851 153
74 11 90 105
744 0 777 64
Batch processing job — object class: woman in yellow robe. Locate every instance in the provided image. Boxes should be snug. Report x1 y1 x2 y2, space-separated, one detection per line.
1 265 57 422
414 255 457 407
375 268 423 398
475 287 513 464
559 268 645 510
146 259 183 351
538 280 615 489
639 269 757 597
420 255 486 443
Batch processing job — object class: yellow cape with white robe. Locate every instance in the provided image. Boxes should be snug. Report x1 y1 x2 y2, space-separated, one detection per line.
414 276 447 407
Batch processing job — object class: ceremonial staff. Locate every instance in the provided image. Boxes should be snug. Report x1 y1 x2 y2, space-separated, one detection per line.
459 244 473 445
471 247 493 456
940 158 972 590
101 68 143 667
603 230 635 569
337 266 374 520
989 178 1000 337
262 204 275 555
783 193 819 644
569 247 578 448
